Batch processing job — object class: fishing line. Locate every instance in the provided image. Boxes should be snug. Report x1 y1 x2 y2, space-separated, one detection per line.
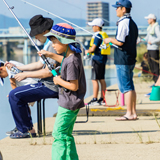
2 0 58 76
21 0 121 50
3 0 69 91
56 0 110 24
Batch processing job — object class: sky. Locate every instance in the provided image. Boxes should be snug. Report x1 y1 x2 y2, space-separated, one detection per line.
1 0 160 26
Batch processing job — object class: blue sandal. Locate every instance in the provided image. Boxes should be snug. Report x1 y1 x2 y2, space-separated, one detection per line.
10 130 36 139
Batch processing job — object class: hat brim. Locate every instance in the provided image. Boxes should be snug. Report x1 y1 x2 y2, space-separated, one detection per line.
144 16 149 19
44 32 78 44
144 16 156 20
112 4 121 8
0 78 4 86
29 18 53 37
88 22 94 26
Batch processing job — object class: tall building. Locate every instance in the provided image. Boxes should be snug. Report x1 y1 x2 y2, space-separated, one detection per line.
87 2 109 26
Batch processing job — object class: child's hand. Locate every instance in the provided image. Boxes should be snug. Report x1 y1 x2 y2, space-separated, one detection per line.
53 76 61 85
5 61 16 70
14 73 27 82
37 50 51 58
85 50 89 55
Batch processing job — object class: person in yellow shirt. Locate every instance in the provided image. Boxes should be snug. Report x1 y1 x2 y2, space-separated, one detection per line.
85 18 110 105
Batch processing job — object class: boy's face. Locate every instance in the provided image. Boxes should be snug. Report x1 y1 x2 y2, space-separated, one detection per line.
116 6 126 18
92 26 100 32
50 37 67 54
0 67 8 78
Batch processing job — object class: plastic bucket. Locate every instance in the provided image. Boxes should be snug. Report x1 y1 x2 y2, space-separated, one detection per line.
150 86 160 101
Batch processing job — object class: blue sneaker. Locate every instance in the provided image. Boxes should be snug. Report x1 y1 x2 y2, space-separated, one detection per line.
144 92 151 97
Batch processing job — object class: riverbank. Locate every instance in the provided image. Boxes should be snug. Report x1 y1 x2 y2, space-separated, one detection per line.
1 78 160 160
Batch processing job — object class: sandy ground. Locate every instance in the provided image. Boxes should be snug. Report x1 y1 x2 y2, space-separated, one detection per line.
1 116 160 160
1 79 160 160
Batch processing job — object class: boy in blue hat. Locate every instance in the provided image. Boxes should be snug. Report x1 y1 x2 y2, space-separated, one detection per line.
38 23 86 160
104 0 138 121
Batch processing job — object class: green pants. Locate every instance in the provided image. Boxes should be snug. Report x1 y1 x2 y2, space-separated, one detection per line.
52 106 79 160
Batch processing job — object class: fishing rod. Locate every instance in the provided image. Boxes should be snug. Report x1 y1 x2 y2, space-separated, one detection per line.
77 39 117 60
21 0 122 50
76 39 91 60
21 0 102 40
2 0 58 77
3 0 69 91
100 43 122 50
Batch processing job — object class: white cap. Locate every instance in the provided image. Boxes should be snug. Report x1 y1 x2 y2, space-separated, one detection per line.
144 14 157 20
88 18 104 27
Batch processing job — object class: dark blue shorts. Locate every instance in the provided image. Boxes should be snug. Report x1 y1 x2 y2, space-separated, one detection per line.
91 59 105 80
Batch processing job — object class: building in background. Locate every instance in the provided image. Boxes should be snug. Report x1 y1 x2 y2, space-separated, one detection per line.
87 1 109 26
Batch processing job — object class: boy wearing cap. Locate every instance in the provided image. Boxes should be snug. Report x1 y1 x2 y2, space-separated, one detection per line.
143 14 160 83
38 23 86 160
85 18 109 105
104 0 138 120
8 15 60 138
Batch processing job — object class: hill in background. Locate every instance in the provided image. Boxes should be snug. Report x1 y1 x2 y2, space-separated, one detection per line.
0 14 86 29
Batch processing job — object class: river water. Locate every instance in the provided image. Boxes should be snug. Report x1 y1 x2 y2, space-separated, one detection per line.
0 55 117 140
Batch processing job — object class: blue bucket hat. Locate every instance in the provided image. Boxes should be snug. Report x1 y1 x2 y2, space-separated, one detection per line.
45 23 81 53
112 0 132 9
0 61 4 86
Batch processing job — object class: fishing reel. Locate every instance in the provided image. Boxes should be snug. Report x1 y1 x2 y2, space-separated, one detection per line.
10 66 23 74
99 44 109 49
84 53 91 60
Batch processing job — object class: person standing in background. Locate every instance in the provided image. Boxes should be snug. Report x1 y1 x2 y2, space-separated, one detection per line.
104 0 138 121
85 18 110 105
143 14 160 83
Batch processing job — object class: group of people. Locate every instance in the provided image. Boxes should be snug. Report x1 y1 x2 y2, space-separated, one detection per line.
1 0 159 159
1 14 86 159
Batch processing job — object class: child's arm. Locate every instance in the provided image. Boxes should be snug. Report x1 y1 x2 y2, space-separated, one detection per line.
85 44 96 55
9 78 17 89
53 76 78 91
38 50 63 63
